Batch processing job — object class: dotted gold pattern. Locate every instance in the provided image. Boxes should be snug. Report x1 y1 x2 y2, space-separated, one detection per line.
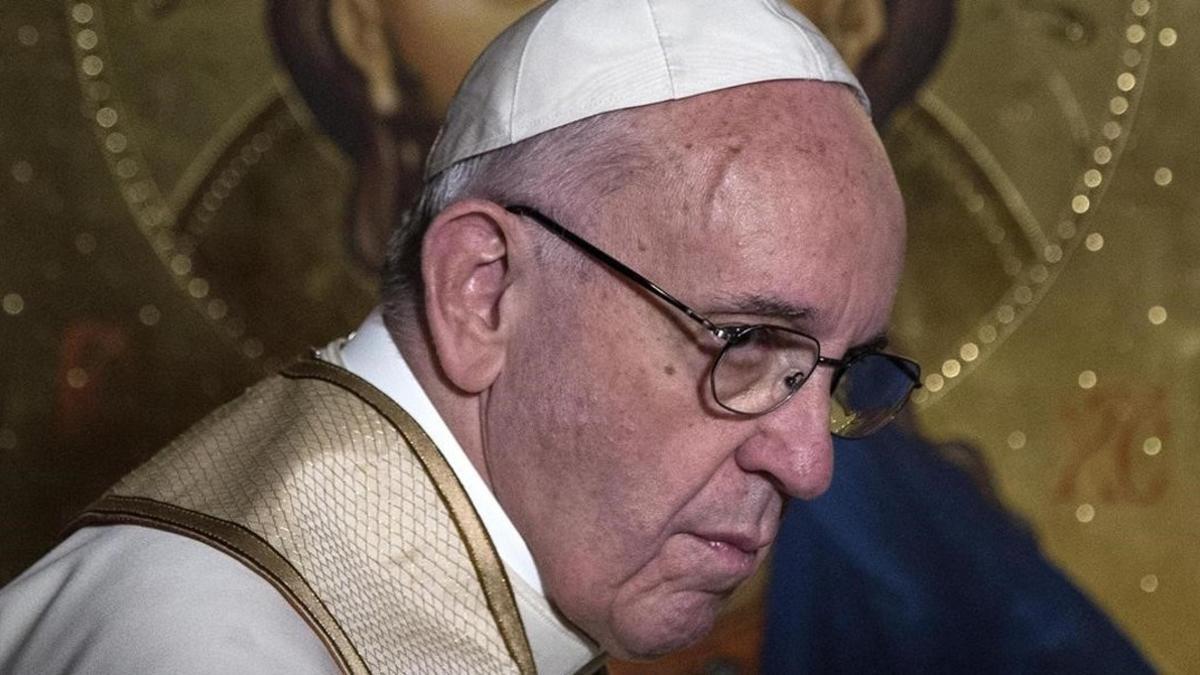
66 1 274 365
913 0 1159 408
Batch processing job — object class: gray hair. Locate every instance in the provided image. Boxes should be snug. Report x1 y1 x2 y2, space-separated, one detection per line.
380 110 655 326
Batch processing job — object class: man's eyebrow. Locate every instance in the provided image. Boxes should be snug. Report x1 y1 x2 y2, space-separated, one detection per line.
708 293 818 322
710 293 892 351
853 333 891 353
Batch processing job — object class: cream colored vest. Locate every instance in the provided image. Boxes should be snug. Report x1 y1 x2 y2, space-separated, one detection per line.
68 360 536 674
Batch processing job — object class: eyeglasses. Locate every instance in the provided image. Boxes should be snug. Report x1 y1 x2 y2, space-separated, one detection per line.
505 205 922 438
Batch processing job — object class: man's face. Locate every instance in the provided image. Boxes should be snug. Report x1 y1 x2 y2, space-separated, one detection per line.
485 81 906 659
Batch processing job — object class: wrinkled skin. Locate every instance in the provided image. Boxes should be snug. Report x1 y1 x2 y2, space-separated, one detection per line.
472 81 907 658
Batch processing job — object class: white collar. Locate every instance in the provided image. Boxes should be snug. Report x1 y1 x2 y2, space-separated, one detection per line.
317 310 603 674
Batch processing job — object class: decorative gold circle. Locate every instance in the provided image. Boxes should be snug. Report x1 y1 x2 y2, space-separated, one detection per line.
2 293 25 316
11 161 34 183
17 25 40 46
66 367 89 389
1078 370 1098 389
1006 430 1027 450
187 278 210 298
1076 503 1096 523
1143 436 1163 455
76 28 98 50
74 232 97 254
138 304 162 326
926 374 945 392
960 342 980 362
942 359 961 378
71 3 94 23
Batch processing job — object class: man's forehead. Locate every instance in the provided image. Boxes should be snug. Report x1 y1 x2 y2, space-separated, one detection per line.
635 83 877 192
692 251 901 357
641 80 868 151
600 86 903 342
624 85 888 236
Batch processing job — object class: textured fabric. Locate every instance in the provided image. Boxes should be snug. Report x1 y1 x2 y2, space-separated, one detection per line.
319 310 603 674
321 310 543 596
0 525 340 675
87 368 529 674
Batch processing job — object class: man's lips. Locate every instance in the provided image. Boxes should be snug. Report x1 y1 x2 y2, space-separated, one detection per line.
693 530 769 556
684 530 773 584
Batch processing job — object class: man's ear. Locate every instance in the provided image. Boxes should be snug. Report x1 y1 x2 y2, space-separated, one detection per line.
328 0 402 116
422 200 528 393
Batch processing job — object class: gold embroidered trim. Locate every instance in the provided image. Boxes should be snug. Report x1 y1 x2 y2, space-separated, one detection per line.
68 495 369 675
282 358 536 675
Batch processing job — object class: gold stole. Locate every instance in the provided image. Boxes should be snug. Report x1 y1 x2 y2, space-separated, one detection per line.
68 359 535 675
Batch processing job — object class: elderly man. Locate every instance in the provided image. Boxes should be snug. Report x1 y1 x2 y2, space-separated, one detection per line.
0 0 919 672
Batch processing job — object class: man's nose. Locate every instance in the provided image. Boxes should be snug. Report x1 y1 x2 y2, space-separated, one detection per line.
733 380 835 500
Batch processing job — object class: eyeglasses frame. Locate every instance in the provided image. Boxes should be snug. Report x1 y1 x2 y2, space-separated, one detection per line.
504 204 921 430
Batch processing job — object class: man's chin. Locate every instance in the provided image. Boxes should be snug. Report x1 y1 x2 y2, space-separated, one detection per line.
605 590 723 661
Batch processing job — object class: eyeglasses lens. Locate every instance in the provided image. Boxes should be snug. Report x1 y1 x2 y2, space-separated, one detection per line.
831 352 919 438
712 327 819 415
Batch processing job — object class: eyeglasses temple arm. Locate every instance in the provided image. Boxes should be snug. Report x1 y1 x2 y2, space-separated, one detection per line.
506 206 723 336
